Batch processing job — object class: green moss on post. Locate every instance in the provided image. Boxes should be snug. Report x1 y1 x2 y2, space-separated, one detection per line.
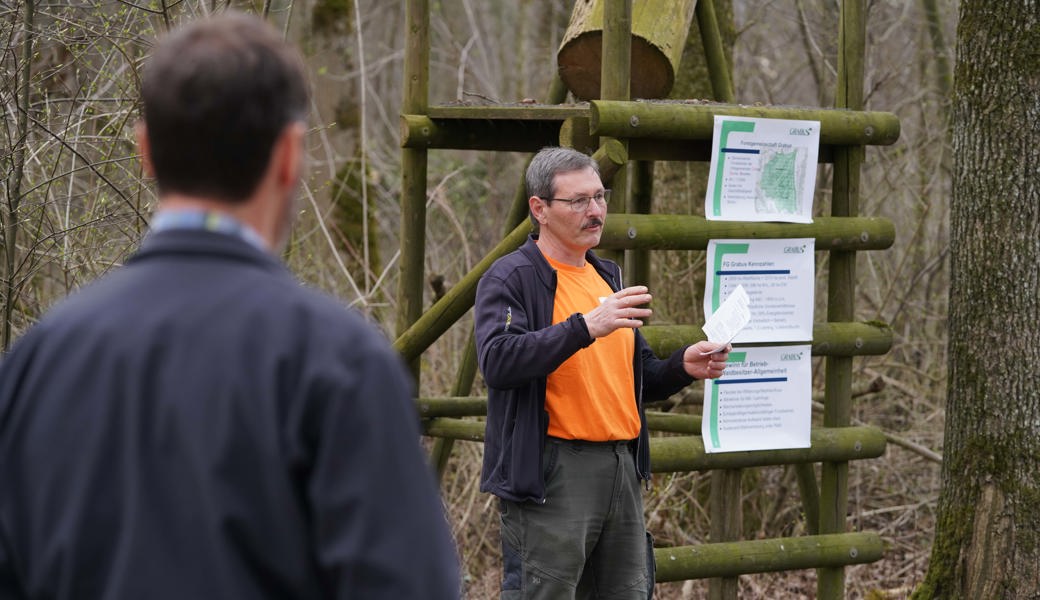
819 1 866 598
396 0 429 379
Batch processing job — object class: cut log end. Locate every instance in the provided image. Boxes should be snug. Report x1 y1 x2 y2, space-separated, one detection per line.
558 33 675 100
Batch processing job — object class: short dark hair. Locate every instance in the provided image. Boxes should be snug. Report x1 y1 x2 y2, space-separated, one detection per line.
525 147 600 228
141 13 309 202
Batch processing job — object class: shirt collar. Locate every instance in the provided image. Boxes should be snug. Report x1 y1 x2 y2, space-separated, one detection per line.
149 209 268 252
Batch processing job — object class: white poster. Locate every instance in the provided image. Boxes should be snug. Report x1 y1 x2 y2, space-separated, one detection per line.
702 345 812 453
705 116 820 223
704 239 815 343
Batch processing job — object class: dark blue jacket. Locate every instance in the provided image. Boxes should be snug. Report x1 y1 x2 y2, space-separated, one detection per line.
0 229 460 600
474 236 695 503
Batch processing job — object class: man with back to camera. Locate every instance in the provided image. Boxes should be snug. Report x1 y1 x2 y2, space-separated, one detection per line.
474 146 731 599
0 13 460 600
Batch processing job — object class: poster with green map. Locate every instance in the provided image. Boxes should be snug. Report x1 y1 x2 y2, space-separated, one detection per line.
704 116 820 223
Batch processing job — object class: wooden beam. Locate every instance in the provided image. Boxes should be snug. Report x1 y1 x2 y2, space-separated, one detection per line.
641 322 893 358
401 114 564 152
421 421 886 471
591 100 900 146
599 215 895 252
416 379 885 421
654 533 884 581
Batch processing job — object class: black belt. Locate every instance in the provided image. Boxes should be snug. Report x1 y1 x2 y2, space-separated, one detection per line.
547 436 635 451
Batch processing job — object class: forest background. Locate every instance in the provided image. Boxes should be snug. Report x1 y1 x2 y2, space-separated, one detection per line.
1 1 955 597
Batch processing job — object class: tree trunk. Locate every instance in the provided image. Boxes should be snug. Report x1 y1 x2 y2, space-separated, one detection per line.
913 1 1040 597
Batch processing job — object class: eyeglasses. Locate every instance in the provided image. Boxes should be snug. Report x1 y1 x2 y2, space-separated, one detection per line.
539 189 611 212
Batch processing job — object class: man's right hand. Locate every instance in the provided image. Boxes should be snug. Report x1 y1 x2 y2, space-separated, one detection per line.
583 286 653 338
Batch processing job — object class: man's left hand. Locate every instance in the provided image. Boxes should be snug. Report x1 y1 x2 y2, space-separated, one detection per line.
683 341 732 379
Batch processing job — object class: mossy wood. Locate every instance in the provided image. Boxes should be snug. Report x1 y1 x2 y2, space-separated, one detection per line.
653 426 885 471
401 114 568 153
601 215 893 251
710 466 742 599
558 0 698 100
563 116 716 162
641 322 892 357
427 105 588 120
819 2 866 596
695 0 735 103
654 533 883 581
396 0 429 377
417 378 882 421
406 104 887 160
591 100 899 145
422 419 885 468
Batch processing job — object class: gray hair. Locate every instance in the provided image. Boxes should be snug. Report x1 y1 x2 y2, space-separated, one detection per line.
525 147 600 228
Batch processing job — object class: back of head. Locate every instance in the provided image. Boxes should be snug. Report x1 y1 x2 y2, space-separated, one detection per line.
141 13 309 202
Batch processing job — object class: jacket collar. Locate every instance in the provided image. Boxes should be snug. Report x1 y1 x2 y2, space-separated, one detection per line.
129 228 287 274
519 234 619 291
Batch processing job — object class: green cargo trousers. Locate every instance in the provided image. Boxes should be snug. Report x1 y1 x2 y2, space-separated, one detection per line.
499 437 655 600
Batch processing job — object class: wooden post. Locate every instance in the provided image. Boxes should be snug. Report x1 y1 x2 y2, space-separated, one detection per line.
709 468 742 599
397 0 429 379
625 161 653 287
598 0 632 267
695 6 740 595
558 0 698 100
819 1 865 598
695 0 735 103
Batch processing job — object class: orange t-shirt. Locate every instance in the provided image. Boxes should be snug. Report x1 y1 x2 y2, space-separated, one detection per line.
543 254 640 441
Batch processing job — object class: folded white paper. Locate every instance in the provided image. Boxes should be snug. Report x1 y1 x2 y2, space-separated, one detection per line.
701 285 750 354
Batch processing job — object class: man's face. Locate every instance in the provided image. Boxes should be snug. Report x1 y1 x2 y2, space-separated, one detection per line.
537 167 607 256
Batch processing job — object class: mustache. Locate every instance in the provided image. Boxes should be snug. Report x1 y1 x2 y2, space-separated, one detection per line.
582 217 603 229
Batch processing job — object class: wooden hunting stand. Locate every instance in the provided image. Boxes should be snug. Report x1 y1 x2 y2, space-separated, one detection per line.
393 1 898 598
